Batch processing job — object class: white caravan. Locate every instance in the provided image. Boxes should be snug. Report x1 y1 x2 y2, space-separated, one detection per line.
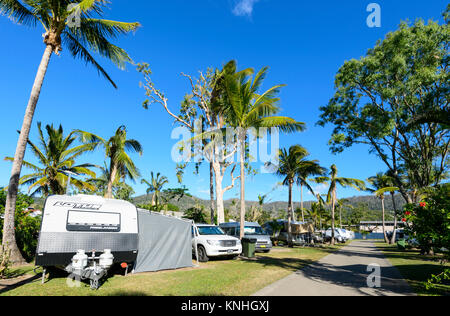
36 195 139 288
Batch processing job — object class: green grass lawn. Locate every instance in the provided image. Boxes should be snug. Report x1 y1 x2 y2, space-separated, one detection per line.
376 242 450 296
1 245 343 296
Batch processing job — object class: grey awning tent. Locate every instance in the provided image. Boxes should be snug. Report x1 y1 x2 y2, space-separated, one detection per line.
134 210 193 273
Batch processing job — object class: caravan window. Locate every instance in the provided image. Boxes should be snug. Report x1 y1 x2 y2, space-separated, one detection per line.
66 210 121 232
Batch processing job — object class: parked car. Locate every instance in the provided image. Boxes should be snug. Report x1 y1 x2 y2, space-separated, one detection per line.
337 228 354 241
323 229 347 243
192 224 242 262
220 222 272 253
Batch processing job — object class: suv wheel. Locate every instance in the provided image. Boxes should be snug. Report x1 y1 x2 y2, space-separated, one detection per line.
197 245 209 263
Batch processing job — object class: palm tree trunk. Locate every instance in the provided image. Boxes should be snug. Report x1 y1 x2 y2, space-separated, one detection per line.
209 162 215 224
151 193 156 206
106 163 118 199
390 192 398 244
2 45 53 264
239 133 246 240
300 183 305 222
288 180 294 247
381 197 388 243
331 189 336 245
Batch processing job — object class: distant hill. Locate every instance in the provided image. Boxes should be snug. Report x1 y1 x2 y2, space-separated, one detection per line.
132 192 407 216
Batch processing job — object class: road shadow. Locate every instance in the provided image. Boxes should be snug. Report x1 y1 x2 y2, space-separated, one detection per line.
0 274 41 295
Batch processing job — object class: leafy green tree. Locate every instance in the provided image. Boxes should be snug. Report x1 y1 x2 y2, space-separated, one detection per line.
221 61 305 239
77 126 143 199
277 209 287 220
345 203 366 227
319 165 366 244
5 123 97 196
0 0 140 263
113 182 135 202
318 17 449 204
183 206 208 224
141 172 169 208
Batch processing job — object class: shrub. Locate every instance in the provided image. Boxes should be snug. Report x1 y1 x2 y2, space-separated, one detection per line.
1 189 41 262
403 183 450 256
183 206 207 224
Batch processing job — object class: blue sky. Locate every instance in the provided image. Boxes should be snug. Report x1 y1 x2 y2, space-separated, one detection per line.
0 0 447 203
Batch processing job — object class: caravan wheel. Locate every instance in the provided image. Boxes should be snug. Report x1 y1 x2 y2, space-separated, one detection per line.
197 246 209 263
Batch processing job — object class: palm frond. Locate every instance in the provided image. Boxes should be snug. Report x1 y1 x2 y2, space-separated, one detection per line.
124 139 143 155
0 0 38 26
4 157 42 172
62 31 118 88
68 18 138 69
258 116 306 133
374 186 399 197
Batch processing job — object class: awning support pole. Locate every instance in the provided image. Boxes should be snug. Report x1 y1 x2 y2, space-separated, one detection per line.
193 221 200 267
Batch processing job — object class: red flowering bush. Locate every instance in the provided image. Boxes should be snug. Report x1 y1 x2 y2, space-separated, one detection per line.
403 184 450 256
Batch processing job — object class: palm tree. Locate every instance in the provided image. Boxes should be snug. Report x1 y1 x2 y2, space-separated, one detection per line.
295 152 327 222
141 172 169 208
310 193 329 230
86 162 119 196
306 204 321 228
77 126 143 199
221 61 305 239
336 198 353 228
319 165 366 245
368 173 399 244
5 123 97 196
269 145 308 247
0 0 140 263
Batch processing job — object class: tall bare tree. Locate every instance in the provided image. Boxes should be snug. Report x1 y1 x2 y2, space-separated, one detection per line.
137 63 239 225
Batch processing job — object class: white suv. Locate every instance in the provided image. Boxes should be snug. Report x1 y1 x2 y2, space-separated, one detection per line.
192 224 242 262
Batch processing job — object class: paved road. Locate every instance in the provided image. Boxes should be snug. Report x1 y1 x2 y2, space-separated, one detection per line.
253 240 415 296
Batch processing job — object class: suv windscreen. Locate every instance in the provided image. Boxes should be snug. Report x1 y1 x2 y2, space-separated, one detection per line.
243 226 267 235
198 226 225 235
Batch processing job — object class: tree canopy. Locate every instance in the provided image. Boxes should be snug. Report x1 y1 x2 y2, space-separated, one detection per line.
318 18 449 203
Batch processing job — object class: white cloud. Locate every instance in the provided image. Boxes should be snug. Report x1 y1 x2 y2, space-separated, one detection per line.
306 183 329 197
232 0 260 17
